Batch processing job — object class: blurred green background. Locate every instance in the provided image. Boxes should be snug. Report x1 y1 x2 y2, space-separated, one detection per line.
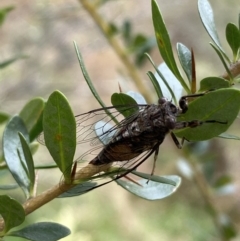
1 0 240 240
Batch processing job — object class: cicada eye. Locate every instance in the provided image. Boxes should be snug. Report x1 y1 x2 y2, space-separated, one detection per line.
170 104 178 114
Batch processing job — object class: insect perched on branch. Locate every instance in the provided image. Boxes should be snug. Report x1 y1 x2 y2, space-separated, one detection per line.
44 92 224 195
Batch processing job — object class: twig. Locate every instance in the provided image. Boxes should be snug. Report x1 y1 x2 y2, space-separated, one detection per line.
78 0 153 103
0 164 110 232
221 61 240 80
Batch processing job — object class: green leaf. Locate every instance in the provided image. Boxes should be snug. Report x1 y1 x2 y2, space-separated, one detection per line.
0 6 14 26
19 97 45 142
175 89 240 141
122 20 132 44
0 184 18 190
8 222 71 241
108 22 118 36
133 37 156 66
58 182 98 198
0 195 25 234
116 175 181 200
18 133 35 195
131 34 147 49
131 170 177 186
220 215 237 239
218 132 240 140
111 93 138 118
74 42 117 123
176 43 192 82
151 0 189 92
0 184 19 190
210 43 233 81
199 77 230 91
43 91 76 181
3 116 31 197
0 55 27 69
146 71 163 99
74 42 106 109
0 112 9 124
145 53 177 104
226 23 240 60
198 0 229 62
128 34 156 66
35 163 58 169
213 175 232 189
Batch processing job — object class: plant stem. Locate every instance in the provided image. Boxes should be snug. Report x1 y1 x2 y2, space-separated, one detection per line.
0 164 110 232
221 60 240 80
78 0 153 103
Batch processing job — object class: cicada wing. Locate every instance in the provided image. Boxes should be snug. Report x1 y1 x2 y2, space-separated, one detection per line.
75 104 147 146
59 146 157 197
38 103 155 195
38 104 146 146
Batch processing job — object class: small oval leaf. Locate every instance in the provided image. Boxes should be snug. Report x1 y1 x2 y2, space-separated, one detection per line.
116 175 181 200
111 93 138 117
8 222 71 241
18 133 35 195
0 195 25 233
177 43 192 82
220 215 237 239
3 116 30 197
226 23 240 60
175 89 240 141
19 98 45 142
199 77 230 91
198 0 227 60
0 112 9 124
43 91 76 180
213 175 232 189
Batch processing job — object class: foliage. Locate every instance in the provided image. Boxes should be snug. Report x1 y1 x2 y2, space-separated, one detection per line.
0 0 240 240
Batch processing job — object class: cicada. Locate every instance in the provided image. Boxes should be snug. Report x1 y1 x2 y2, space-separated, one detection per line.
39 93 226 195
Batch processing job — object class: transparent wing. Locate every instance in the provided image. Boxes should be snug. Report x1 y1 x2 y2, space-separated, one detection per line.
75 104 146 145
38 103 160 195
59 146 157 197
38 104 148 147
